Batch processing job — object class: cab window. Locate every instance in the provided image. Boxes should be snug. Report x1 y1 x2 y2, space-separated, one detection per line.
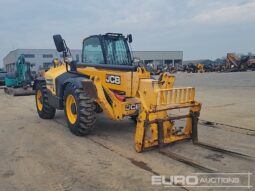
105 38 131 65
82 37 104 64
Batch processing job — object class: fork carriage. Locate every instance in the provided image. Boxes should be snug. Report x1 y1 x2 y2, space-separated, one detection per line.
134 74 201 152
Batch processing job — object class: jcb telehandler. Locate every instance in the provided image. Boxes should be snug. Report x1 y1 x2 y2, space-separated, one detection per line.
35 33 242 154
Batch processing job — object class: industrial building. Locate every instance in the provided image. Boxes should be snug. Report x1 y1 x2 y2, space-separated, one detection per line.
133 51 183 67
3 49 81 73
3 49 183 73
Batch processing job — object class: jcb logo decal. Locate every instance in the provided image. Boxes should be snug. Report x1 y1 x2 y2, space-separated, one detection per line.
125 104 139 111
106 75 121 85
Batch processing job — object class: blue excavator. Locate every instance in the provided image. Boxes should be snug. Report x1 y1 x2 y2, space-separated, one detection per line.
4 55 34 96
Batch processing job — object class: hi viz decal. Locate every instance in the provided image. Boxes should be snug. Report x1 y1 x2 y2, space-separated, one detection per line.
106 75 121 85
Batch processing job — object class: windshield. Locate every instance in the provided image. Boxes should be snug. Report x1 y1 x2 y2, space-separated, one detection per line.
104 37 132 65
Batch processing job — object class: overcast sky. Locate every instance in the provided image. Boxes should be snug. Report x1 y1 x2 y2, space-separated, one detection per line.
0 0 255 67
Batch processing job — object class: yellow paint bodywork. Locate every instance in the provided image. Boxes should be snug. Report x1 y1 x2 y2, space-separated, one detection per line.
77 67 150 120
43 62 202 152
44 64 67 95
77 66 150 97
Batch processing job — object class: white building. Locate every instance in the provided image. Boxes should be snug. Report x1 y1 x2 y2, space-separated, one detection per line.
133 51 183 66
3 49 183 73
3 49 81 73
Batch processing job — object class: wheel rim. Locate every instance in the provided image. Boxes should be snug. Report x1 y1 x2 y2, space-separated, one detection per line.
36 90 43 111
66 94 77 124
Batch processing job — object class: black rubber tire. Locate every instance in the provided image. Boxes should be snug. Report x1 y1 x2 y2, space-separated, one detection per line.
35 82 56 119
64 83 96 136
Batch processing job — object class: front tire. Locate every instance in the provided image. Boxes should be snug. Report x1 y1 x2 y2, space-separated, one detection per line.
64 83 96 136
35 82 56 119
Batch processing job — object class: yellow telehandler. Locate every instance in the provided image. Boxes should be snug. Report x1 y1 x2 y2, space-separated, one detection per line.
33 33 252 156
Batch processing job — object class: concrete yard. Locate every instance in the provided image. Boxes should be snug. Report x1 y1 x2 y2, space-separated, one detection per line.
0 72 254 191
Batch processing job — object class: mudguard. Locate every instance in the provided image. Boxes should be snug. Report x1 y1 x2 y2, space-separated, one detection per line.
64 77 98 99
63 77 84 90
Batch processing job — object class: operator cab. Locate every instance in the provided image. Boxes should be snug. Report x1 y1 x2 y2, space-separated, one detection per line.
82 33 134 68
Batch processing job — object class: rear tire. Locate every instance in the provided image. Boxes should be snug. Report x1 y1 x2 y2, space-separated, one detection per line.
64 83 96 136
35 82 56 119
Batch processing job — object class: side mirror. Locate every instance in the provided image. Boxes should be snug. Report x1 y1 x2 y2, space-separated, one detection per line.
53 34 66 52
127 34 132 43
